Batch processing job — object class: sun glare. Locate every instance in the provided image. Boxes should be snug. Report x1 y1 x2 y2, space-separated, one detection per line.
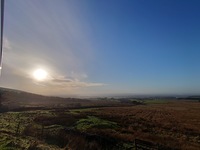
33 69 48 81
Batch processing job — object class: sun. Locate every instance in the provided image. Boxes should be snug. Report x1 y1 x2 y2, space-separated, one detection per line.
33 69 48 81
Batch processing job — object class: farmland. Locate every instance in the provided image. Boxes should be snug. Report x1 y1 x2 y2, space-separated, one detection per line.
0 97 200 149
86 101 200 149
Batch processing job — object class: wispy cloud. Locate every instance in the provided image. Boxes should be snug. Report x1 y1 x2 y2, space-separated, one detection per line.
0 0 107 96
3 0 94 71
34 74 105 88
1 59 105 95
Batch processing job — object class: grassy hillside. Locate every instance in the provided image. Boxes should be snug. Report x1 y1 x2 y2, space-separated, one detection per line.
0 87 132 112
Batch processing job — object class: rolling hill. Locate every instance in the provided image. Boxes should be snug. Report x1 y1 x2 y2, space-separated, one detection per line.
0 87 122 111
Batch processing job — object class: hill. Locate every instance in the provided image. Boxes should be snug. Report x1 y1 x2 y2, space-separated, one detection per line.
0 87 124 111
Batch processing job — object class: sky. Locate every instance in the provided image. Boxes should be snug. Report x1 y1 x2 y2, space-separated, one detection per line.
0 0 200 97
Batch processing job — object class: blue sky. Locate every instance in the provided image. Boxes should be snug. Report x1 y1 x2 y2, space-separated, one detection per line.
0 0 200 96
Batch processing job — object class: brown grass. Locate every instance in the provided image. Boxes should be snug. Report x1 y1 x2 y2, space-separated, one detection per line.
85 101 200 149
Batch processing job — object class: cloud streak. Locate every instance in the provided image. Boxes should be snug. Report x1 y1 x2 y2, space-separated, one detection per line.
32 74 105 88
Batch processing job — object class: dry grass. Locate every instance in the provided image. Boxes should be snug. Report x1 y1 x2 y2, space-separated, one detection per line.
86 101 200 149
0 100 199 149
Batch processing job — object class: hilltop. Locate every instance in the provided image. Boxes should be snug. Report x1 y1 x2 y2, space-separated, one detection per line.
0 87 130 112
